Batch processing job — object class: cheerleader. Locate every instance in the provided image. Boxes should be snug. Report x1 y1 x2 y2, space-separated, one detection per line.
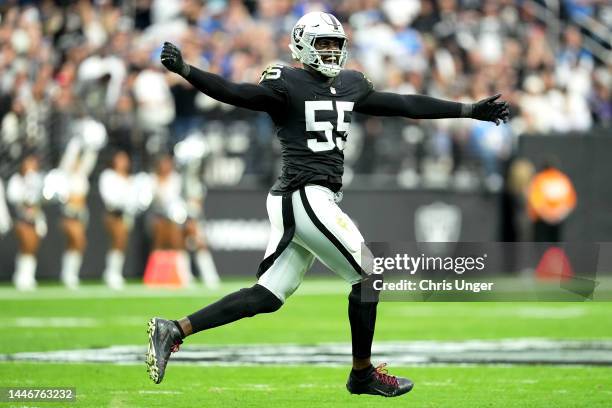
57 118 106 289
149 155 191 282
99 150 134 290
176 135 220 289
183 182 220 289
0 179 11 237
7 155 46 291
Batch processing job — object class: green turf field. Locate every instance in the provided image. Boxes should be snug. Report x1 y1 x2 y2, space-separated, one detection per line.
1 279 611 407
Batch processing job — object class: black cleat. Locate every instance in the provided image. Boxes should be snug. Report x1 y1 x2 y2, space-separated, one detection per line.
146 317 183 384
346 363 413 397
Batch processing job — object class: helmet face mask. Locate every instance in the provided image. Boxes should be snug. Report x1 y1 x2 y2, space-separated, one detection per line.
289 12 348 78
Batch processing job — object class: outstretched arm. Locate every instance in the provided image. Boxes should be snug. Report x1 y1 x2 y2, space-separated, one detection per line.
355 91 509 125
161 42 286 114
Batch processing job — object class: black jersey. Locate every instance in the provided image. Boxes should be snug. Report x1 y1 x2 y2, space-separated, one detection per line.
259 65 373 195
183 63 473 194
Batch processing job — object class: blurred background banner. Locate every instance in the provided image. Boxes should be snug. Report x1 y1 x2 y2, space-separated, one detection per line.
1 186 499 278
2 133 612 279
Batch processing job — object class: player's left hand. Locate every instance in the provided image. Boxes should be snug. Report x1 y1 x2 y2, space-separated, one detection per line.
470 94 510 126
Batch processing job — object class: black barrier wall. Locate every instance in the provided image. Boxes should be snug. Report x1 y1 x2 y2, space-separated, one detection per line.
518 134 612 241
0 189 497 280
1 133 611 281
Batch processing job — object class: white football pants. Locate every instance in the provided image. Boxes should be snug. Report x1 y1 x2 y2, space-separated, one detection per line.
257 185 366 302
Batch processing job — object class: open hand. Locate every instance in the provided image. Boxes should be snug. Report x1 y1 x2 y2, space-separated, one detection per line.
471 94 510 125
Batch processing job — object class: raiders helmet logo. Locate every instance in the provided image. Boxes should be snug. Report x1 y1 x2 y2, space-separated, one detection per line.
293 25 305 42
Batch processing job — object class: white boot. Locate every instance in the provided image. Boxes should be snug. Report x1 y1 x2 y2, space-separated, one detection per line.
103 249 125 290
13 254 37 291
196 249 220 289
61 250 82 289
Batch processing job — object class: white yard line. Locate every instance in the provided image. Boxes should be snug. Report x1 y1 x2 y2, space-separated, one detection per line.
137 390 184 395
0 281 349 300
2 339 612 366
393 305 590 319
0 316 154 328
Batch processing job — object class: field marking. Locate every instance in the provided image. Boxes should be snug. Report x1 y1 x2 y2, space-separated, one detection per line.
393 305 588 319
0 281 349 300
10 317 100 328
0 316 155 328
0 304 593 329
2 339 612 367
138 390 183 395
420 380 455 387
2 277 612 300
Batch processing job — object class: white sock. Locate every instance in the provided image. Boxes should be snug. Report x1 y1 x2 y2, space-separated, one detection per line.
103 249 125 289
196 249 220 289
177 250 193 286
61 250 82 289
13 254 37 291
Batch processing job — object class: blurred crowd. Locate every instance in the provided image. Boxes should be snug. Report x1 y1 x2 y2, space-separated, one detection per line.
0 0 610 191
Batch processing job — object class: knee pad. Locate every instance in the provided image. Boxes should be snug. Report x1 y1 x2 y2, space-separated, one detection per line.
242 284 283 317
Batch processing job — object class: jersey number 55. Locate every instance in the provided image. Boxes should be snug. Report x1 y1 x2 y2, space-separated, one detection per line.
305 100 354 152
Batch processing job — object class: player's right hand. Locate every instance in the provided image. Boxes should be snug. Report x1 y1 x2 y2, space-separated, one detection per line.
161 42 188 76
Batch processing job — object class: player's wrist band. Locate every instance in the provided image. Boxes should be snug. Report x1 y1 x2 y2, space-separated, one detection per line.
180 64 191 78
460 103 473 118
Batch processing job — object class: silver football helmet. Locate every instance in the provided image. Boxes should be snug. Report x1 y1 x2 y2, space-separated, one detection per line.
289 12 348 78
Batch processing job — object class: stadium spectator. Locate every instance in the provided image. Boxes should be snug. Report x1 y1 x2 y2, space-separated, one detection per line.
590 68 612 126
500 157 535 243
527 160 577 242
0 1 610 186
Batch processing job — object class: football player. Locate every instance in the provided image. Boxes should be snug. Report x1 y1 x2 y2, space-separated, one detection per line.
147 11 509 397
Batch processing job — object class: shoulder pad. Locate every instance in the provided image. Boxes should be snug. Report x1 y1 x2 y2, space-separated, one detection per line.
259 63 286 83
347 69 374 92
361 72 374 89
347 69 372 84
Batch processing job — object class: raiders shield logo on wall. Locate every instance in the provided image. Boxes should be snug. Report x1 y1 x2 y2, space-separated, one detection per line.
415 202 462 256
415 201 462 242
